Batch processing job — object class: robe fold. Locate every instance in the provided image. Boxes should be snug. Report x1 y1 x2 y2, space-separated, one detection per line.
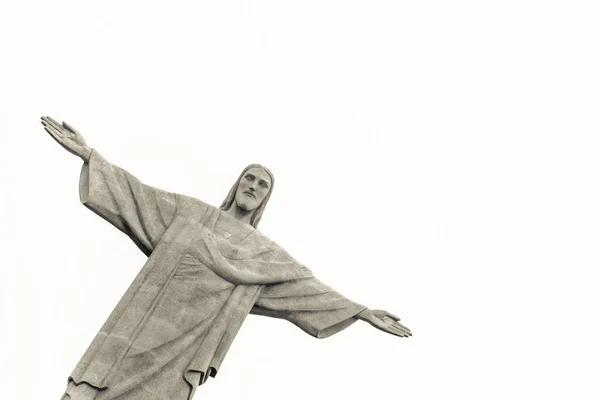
61 150 366 400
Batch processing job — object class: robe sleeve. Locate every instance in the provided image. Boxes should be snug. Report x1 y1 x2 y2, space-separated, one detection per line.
250 277 367 339
79 149 179 256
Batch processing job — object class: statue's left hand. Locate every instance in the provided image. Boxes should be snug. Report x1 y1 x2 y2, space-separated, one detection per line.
357 309 412 337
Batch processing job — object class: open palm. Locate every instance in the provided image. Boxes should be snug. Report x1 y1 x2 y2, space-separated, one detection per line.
358 309 412 337
41 116 91 162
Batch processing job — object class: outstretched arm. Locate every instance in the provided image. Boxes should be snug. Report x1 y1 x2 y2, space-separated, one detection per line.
41 116 178 255
251 276 412 339
251 277 366 338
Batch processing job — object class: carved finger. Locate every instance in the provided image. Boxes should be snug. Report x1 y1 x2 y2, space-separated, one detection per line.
46 116 61 124
63 121 79 135
383 317 408 333
391 322 411 335
43 116 64 133
41 119 52 129
43 121 62 136
400 329 412 337
398 329 412 337
44 116 61 127
384 311 401 321
40 118 51 128
44 125 63 139
397 327 412 336
388 326 407 337
48 117 65 134
394 327 410 337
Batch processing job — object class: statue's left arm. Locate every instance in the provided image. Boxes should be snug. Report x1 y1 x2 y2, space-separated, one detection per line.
250 277 367 338
246 237 411 338
251 277 411 338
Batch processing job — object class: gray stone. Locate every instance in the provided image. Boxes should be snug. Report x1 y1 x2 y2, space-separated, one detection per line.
41 116 411 400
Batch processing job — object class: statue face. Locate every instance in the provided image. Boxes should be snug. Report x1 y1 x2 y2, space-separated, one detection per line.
234 167 272 211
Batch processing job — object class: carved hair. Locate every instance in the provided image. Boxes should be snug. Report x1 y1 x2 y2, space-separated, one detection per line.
219 164 275 228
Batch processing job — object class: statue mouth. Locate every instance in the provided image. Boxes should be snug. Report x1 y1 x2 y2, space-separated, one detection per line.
243 191 255 198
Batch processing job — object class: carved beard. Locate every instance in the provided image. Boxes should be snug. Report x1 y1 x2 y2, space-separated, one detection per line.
237 200 250 211
236 197 257 211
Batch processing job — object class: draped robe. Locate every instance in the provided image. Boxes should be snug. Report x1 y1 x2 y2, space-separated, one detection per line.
61 150 366 400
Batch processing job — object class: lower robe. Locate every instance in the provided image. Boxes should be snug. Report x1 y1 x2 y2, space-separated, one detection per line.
61 150 366 400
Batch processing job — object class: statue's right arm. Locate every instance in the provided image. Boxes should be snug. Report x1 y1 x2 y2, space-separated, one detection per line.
41 116 179 256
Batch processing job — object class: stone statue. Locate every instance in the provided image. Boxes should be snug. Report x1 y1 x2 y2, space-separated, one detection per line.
41 116 412 400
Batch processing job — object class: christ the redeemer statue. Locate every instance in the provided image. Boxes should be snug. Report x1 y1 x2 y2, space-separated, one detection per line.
41 116 411 400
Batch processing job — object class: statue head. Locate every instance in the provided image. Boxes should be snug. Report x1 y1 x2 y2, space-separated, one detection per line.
220 164 274 228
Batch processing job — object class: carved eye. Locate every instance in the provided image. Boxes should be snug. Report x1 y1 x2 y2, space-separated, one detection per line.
260 181 269 188
245 174 255 181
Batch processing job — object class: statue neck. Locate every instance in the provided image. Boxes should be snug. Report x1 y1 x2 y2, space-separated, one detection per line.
224 203 255 226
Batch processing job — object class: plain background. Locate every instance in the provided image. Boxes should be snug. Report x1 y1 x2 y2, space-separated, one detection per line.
1 1 599 399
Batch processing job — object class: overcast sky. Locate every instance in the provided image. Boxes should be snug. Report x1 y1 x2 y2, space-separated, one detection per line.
1 1 599 399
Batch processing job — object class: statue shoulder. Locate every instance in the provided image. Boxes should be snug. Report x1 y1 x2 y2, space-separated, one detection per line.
176 194 213 220
251 231 314 275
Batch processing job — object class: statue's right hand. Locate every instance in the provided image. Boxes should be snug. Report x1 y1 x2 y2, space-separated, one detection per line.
41 116 92 162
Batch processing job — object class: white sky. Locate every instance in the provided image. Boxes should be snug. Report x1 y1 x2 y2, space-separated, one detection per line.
1 1 599 399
